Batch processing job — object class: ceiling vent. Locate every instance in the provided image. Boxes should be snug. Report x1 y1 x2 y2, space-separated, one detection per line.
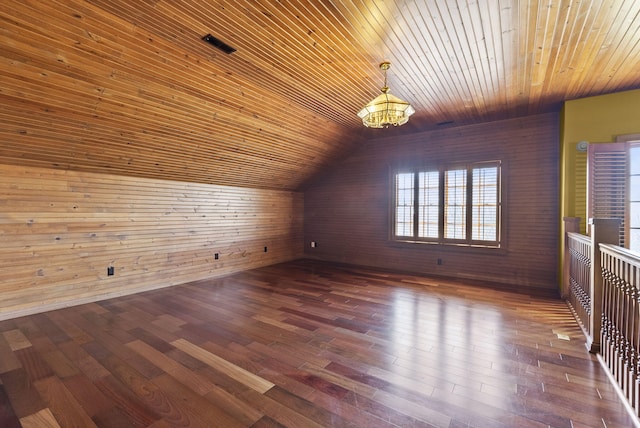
202 34 236 54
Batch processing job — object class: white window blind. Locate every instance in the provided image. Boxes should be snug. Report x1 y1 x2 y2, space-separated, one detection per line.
392 162 500 247
587 142 627 246
472 166 499 241
629 144 640 252
444 169 467 239
395 173 414 237
418 171 439 238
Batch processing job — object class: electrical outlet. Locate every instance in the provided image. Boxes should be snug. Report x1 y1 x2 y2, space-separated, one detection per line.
437 258 443 265
264 246 268 252
107 266 115 276
311 241 317 248
214 253 219 260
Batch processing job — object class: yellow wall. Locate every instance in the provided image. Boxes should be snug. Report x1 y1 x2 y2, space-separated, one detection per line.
559 89 640 291
563 89 640 144
561 89 640 228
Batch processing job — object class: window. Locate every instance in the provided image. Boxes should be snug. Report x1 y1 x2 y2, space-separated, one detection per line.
588 139 640 252
393 161 501 247
630 145 640 252
395 172 414 237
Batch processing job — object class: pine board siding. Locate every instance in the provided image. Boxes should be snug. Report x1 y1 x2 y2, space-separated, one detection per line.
0 163 304 320
304 113 559 290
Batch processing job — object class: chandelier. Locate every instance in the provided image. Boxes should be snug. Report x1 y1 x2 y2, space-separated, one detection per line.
357 61 415 128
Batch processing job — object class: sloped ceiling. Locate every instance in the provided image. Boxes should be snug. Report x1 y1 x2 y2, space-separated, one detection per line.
1 0 639 190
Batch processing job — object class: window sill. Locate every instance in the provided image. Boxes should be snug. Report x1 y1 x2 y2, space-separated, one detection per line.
389 239 506 254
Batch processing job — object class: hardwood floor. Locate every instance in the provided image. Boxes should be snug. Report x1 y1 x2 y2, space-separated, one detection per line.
0 259 636 428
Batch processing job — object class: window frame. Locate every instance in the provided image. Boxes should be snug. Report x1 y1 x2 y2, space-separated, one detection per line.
391 160 502 248
588 137 640 251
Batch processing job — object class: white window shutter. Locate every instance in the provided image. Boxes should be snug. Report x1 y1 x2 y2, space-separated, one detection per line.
587 142 627 246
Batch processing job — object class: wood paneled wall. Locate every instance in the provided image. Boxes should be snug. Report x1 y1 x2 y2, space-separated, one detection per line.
304 113 559 290
0 164 304 320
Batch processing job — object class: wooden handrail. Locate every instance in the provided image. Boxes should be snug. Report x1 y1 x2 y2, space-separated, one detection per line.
563 218 640 419
565 230 593 343
600 243 640 419
563 218 621 353
563 217 581 298
588 218 622 353
601 243 640 263
567 231 590 244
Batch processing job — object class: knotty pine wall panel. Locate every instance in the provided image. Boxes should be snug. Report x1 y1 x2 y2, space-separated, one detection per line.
0 163 303 320
304 113 559 290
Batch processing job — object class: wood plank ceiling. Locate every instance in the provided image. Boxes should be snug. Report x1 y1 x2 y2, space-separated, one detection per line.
1 0 639 191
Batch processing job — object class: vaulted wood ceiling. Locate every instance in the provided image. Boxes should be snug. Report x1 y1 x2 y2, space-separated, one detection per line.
1 0 639 191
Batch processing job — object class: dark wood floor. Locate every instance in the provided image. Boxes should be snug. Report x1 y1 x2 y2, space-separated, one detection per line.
0 260 636 428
